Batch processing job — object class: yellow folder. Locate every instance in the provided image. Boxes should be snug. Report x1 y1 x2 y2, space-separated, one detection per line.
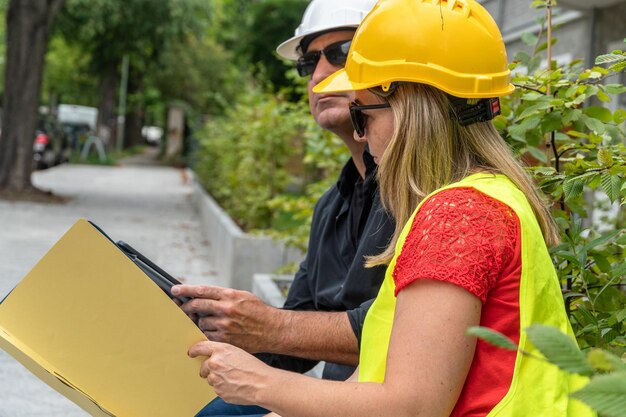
0 219 216 416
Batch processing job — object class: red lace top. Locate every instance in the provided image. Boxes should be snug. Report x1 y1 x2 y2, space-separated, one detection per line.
393 187 523 416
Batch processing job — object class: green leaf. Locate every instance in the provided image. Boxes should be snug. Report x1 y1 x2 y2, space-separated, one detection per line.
533 167 557 176
582 115 606 134
521 32 539 47
567 130 589 139
563 179 584 201
613 109 626 125
610 263 626 280
508 116 541 143
597 91 611 103
589 132 604 144
595 53 626 65
525 324 594 376
601 173 622 203
598 148 615 166
519 101 554 119
585 229 621 251
530 1 547 10
584 106 614 123
609 61 626 72
571 372 626 417
565 85 579 98
587 349 626 372
563 109 582 125
523 146 549 163
541 111 564 132
590 253 611 273
467 326 518 350
554 250 580 264
605 84 626 95
522 92 545 101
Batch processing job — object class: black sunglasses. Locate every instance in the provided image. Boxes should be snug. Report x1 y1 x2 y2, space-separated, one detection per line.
296 40 352 77
349 101 391 138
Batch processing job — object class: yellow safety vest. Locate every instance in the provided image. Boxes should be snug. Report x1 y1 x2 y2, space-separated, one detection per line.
359 173 594 416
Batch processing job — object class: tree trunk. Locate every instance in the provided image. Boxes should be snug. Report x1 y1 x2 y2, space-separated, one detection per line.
0 0 65 192
96 61 119 152
123 67 145 149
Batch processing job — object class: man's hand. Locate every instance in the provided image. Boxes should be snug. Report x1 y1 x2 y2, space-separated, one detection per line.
172 285 283 353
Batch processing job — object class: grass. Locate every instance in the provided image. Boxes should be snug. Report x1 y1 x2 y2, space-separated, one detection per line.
69 145 148 166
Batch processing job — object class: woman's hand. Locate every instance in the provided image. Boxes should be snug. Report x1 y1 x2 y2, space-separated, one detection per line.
188 340 275 405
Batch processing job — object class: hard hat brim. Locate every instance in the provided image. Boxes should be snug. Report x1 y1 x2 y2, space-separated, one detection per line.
276 26 358 61
276 36 308 61
314 67 517 98
313 68 368 93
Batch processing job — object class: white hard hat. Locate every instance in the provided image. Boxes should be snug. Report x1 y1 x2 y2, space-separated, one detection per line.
276 0 378 60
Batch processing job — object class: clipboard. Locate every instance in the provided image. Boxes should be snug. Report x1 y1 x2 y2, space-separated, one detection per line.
0 219 216 416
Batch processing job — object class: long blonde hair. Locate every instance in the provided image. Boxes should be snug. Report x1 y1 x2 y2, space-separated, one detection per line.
367 83 559 266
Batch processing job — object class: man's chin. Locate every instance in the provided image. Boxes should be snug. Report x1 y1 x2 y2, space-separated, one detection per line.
315 111 351 133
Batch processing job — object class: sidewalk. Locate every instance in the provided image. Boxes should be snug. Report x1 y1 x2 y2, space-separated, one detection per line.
0 149 222 416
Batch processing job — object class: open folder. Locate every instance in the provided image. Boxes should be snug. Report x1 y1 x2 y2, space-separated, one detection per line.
0 219 216 416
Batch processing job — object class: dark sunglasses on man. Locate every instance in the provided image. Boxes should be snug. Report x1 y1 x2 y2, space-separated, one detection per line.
296 40 351 77
349 101 391 138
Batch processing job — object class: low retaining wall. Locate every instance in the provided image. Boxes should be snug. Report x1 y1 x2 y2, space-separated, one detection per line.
252 274 293 307
189 171 301 291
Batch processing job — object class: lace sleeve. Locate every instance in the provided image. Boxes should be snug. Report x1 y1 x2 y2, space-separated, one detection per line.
392 187 520 302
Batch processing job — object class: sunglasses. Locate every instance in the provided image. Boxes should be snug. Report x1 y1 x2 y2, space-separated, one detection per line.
296 40 351 77
349 101 391 138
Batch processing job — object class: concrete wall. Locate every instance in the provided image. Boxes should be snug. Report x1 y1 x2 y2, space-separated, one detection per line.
189 170 302 291
479 0 626 67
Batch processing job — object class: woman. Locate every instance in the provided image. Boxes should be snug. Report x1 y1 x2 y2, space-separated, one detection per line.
188 1 594 415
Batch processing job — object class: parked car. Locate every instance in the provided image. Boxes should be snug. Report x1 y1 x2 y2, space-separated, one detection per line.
142 126 163 146
33 114 71 170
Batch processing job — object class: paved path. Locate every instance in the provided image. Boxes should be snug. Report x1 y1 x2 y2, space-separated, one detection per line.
0 149 221 416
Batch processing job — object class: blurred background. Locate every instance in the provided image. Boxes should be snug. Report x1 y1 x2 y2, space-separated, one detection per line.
0 1 624 415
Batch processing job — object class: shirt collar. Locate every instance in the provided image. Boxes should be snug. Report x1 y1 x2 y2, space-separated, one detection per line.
337 148 378 198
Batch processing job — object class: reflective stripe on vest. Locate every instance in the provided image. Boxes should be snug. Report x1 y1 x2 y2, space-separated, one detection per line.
358 173 594 416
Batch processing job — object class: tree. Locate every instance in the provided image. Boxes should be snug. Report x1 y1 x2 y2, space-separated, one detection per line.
239 0 308 91
0 0 65 195
55 0 214 150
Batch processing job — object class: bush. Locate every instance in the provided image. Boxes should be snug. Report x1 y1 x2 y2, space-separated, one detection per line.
496 32 626 354
194 76 348 238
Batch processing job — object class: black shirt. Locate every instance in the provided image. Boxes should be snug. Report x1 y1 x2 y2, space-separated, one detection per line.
261 150 395 380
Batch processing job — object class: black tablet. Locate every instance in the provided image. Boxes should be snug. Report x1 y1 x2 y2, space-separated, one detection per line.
117 240 190 304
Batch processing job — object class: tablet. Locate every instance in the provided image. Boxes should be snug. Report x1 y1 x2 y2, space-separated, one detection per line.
117 241 190 304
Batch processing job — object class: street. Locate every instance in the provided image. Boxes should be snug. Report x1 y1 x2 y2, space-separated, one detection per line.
0 150 221 416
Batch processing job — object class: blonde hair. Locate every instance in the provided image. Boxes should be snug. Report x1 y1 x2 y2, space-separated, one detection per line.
367 83 559 266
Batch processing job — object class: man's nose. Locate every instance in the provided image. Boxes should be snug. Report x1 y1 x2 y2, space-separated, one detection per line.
311 55 340 85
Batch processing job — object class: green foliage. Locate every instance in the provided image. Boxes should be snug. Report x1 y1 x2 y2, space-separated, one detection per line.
526 324 596 376
150 33 242 116
43 36 98 105
240 0 308 91
497 28 626 354
470 325 626 416
193 72 348 244
466 326 519 351
56 0 211 69
468 5 626 415
207 0 308 92
571 372 626 417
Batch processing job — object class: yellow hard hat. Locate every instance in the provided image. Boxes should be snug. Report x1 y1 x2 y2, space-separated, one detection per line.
314 0 515 98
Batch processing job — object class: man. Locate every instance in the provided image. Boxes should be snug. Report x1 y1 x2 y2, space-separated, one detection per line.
173 0 393 413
